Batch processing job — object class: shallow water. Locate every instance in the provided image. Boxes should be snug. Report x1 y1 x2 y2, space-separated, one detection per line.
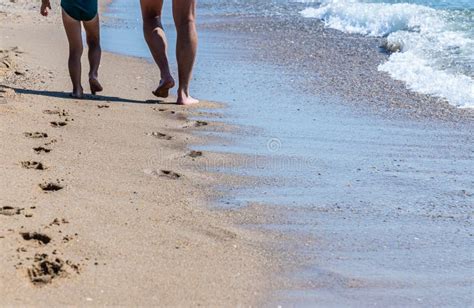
102 0 474 305
192 0 474 107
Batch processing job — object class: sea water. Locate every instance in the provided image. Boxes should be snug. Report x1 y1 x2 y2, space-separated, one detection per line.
300 0 474 108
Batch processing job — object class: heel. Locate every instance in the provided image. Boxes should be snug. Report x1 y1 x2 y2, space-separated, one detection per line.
152 80 175 98
89 78 103 95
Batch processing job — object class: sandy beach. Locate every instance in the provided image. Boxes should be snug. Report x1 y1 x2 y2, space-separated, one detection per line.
1 0 473 306
0 1 280 305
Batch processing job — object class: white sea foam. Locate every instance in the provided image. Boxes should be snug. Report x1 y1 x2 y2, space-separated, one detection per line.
301 0 474 108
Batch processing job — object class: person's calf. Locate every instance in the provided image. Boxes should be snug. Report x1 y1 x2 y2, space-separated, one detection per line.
67 49 83 96
86 44 103 94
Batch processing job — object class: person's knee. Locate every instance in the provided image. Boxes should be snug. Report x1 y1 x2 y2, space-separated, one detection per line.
141 2 162 21
86 36 100 50
69 46 83 59
174 14 195 29
143 15 162 31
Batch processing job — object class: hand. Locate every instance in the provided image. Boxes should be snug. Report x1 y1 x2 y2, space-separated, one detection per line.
40 0 51 16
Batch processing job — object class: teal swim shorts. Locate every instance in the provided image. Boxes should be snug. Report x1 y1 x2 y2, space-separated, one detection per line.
61 0 98 21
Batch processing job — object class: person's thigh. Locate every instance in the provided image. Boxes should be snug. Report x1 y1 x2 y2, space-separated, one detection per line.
83 15 100 45
62 9 83 50
140 0 164 19
172 0 196 25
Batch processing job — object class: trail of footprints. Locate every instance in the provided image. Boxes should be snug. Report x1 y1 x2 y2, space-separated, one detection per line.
151 107 209 128
6 103 208 286
145 106 209 178
5 107 83 286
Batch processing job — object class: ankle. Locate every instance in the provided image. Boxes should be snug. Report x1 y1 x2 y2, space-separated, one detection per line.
72 86 83 95
178 88 190 98
161 74 174 82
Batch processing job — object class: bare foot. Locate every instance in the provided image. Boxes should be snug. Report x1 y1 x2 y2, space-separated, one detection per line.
152 79 175 98
71 86 83 99
89 78 103 95
177 93 199 105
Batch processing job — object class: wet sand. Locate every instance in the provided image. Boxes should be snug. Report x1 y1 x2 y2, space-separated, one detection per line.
0 0 280 305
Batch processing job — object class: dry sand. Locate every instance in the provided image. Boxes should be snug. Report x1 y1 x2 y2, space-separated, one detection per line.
0 1 280 305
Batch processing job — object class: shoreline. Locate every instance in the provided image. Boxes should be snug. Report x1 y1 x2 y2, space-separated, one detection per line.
199 14 474 122
0 1 282 305
2 0 473 306
100 2 473 305
100 2 474 306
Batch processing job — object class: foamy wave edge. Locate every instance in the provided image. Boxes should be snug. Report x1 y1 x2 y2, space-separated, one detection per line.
301 2 474 108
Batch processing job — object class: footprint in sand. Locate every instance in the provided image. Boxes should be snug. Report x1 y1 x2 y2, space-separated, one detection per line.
50 121 67 128
187 150 203 158
24 132 48 139
0 86 15 101
26 253 78 286
44 139 57 146
21 161 46 170
194 120 208 127
183 120 208 129
39 181 63 192
33 146 51 154
151 107 177 114
62 234 76 243
147 132 173 140
21 232 51 245
0 206 23 216
144 169 182 179
159 170 181 179
43 109 69 117
203 226 238 242
151 106 168 112
49 218 69 226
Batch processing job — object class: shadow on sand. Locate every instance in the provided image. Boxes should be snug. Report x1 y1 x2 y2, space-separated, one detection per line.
10 87 169 104
144 99 179 105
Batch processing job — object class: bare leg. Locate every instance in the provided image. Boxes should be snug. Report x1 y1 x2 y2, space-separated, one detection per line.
173 0 198 105
140 0 175 98
62 9 84 98
83 15 103 95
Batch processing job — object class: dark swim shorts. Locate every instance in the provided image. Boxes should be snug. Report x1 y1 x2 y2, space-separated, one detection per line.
61 0 98 21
